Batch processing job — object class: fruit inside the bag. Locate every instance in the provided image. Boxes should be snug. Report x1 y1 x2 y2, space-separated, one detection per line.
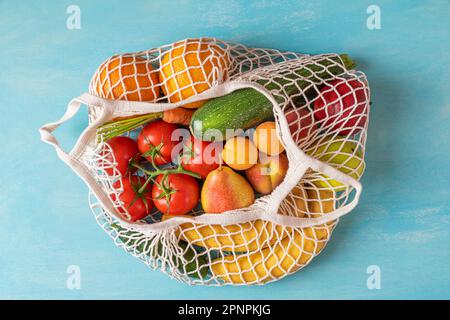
180 136 221 179
201 166 255 213
152 173 200 215
91 55 160 101
221 137 258 171
307 136 365 192
189 54 356 141
111 175 153 222
313 78 368 135
159 39 231 109
137 120 179 165
90 41 367 282
94 44 365 223
245 153 289 195
253 121 285 156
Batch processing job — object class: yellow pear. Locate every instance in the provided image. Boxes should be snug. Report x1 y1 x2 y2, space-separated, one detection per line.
201 166 255 213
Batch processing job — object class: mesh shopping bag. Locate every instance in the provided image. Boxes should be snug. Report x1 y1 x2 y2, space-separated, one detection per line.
40 38 370 285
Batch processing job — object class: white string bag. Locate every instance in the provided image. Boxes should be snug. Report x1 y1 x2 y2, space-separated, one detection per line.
39 38 370 286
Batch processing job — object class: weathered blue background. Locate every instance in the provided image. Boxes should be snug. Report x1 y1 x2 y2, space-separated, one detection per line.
1 0 449 299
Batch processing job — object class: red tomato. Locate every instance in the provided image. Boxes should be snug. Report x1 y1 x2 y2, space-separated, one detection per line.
152 174 199 215
137 120 180 165
180 136 221 179
103 136 139 176
112 175 153 222
313 79 368 135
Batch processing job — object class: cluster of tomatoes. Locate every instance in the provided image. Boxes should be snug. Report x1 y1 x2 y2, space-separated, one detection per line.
102 120 220 222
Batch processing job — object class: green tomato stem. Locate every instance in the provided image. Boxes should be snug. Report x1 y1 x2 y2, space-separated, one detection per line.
132 163 201 194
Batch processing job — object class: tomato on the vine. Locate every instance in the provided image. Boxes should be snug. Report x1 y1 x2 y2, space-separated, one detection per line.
180 136 221 179
152 173 199 215
137 120 180 165
103 136 139 176
112 175 153 222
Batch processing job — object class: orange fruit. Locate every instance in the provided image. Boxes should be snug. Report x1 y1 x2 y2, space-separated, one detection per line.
159 39 231 109
253 121 285 156
92 55 160 101
222 137 258 171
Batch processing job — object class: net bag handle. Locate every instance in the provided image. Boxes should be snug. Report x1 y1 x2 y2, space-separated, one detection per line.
39 85 364 232
37 91 230 231
38 93 123 218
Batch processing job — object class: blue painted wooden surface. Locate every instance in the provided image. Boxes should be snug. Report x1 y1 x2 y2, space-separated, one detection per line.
0 0 449 299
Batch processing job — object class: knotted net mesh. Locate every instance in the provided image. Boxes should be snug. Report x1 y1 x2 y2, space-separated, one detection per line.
79 38 369 285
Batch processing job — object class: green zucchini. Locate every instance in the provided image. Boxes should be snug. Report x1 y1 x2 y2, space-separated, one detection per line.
190 54 355 141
